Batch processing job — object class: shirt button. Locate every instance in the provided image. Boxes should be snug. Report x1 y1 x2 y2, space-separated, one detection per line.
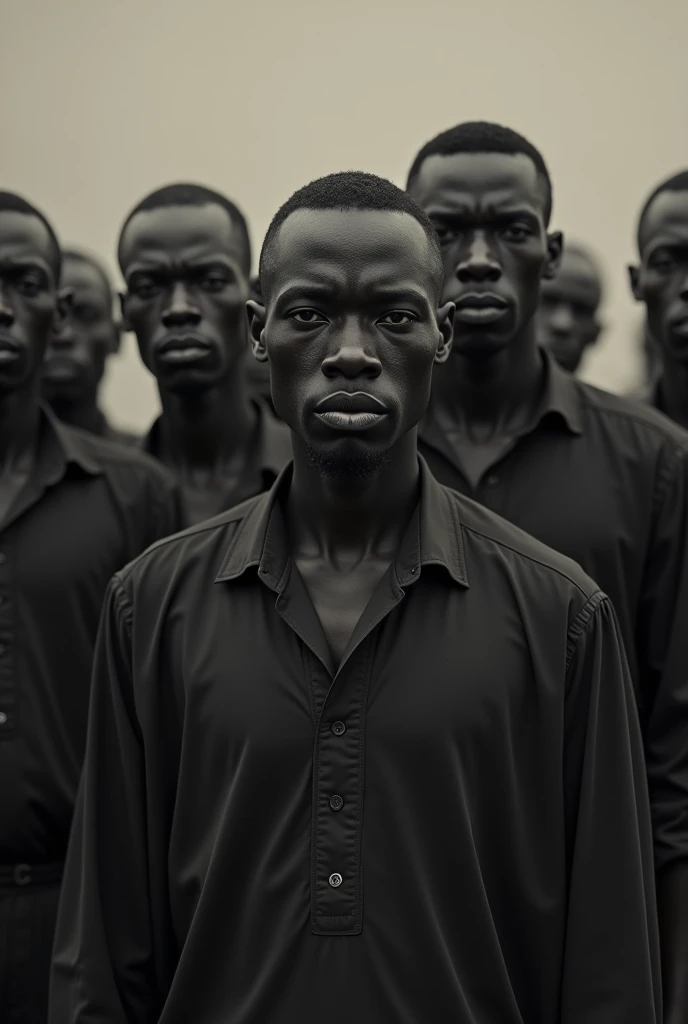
328 872 343 888
329 794 344 811
486 474 499 487
331 721 346 736
0 712 6 725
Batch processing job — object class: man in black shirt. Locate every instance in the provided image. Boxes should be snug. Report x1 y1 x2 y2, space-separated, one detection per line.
51 172 658 1023
630 170 688 429
42 249 138 444
408 121 688 1022
118 183 290 525
0 191 181 1023
536 240 603 374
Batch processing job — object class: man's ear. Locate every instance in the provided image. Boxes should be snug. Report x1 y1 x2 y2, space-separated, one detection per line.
542 230 564 281
108 319 123 356
119 291 132 332
247 299 268 362
55 286 73 332
434 301 455 364
628 265 643 301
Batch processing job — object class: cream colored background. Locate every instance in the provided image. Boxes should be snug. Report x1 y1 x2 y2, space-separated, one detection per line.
3 0 687 431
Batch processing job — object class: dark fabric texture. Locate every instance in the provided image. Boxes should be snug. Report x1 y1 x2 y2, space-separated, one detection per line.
51 460 660 1023
0 881 61 1024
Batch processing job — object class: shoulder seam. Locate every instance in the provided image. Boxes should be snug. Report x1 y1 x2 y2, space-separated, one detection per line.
110 575 134 640
578 394 688 449
458 519 595 598
565 591 606 673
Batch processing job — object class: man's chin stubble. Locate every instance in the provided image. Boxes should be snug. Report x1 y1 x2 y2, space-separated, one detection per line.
303 443 392 481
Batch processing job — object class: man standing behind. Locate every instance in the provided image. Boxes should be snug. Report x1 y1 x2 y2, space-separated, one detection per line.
408 121 688 1022
41 249 138 444
536 240 603 373
630 171 688 429
118 183 290 525
52 172 658 1023
0 191 181 1023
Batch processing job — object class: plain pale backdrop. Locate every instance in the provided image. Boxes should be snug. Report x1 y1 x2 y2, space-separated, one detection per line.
2 0 687 431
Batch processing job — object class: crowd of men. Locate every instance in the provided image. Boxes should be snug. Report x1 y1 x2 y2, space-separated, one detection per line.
0 120 687 1023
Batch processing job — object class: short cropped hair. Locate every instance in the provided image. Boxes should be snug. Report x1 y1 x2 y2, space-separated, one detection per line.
636 170 688 252
259 170 444 294
407 121 553 225
0 191 62 278
63 248 114 300
117 183 252 275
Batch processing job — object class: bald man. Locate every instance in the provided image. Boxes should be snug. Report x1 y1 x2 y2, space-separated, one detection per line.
536 241 603 373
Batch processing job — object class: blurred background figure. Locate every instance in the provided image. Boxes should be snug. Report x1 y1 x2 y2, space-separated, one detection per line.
118 183 290 526
42 250 138 444
536 241 603 374
630 170 688 427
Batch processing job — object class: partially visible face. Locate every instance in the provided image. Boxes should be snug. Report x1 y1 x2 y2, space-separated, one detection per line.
409 152 561 361
0 210 58 397
536 247 602 372
250 209 452 477
631 190 688 364
42 256 116 403
120 203 250 395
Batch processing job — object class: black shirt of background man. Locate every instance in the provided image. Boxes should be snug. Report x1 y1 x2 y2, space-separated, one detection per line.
141 398 291 526
0 408 181 863
420 351 688 874
51 460 659 1024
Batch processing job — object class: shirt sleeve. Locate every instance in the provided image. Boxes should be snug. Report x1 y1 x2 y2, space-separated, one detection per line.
560 594 661 1024
50 576 159 1024
638 441 688 871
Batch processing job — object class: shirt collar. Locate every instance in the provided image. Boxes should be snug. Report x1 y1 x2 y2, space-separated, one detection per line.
540 349 584 435
214 456 469 590
40 405 104 479
142 398 291 482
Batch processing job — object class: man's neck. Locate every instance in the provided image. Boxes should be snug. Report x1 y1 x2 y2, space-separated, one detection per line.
0 386 41 470
47 394 103 435
656 356 688 430
287 432 420 563
157 374 255 471
430 326 544 440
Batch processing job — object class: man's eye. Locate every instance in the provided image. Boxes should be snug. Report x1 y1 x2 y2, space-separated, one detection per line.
289 309 327 324
503 225 529 242
433 225 455 245
378 311 415 326
650 255 675 274
73 304 100 324
201 274 229 292
17 274 43 297
131 279 158 299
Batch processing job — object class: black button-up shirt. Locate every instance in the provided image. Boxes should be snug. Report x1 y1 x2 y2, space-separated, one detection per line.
141 398 291 526
0 409 181 863
420 353 688 873
51 460 659 1023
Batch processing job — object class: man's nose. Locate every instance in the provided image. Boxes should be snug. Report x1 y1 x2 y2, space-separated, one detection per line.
549 303 575 335
455 233 501 284
321 330 382 380
161 282 202 328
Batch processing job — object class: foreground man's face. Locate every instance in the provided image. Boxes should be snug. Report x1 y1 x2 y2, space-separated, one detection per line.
410 151 558 362
253 208 452 472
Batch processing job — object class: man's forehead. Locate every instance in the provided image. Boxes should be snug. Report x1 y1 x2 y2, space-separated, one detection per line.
411 151 544 210
63 258 109 296
270 208 434 283
120 203 243 265
0 210 54 266
641 190 688 251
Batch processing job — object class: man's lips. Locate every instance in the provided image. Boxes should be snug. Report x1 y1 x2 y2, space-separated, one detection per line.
453 293 509 326
314 391 389 432
0 335 21 364
155 335 213 363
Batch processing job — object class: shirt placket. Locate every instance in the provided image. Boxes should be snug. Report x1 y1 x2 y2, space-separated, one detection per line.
307 637 374 936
